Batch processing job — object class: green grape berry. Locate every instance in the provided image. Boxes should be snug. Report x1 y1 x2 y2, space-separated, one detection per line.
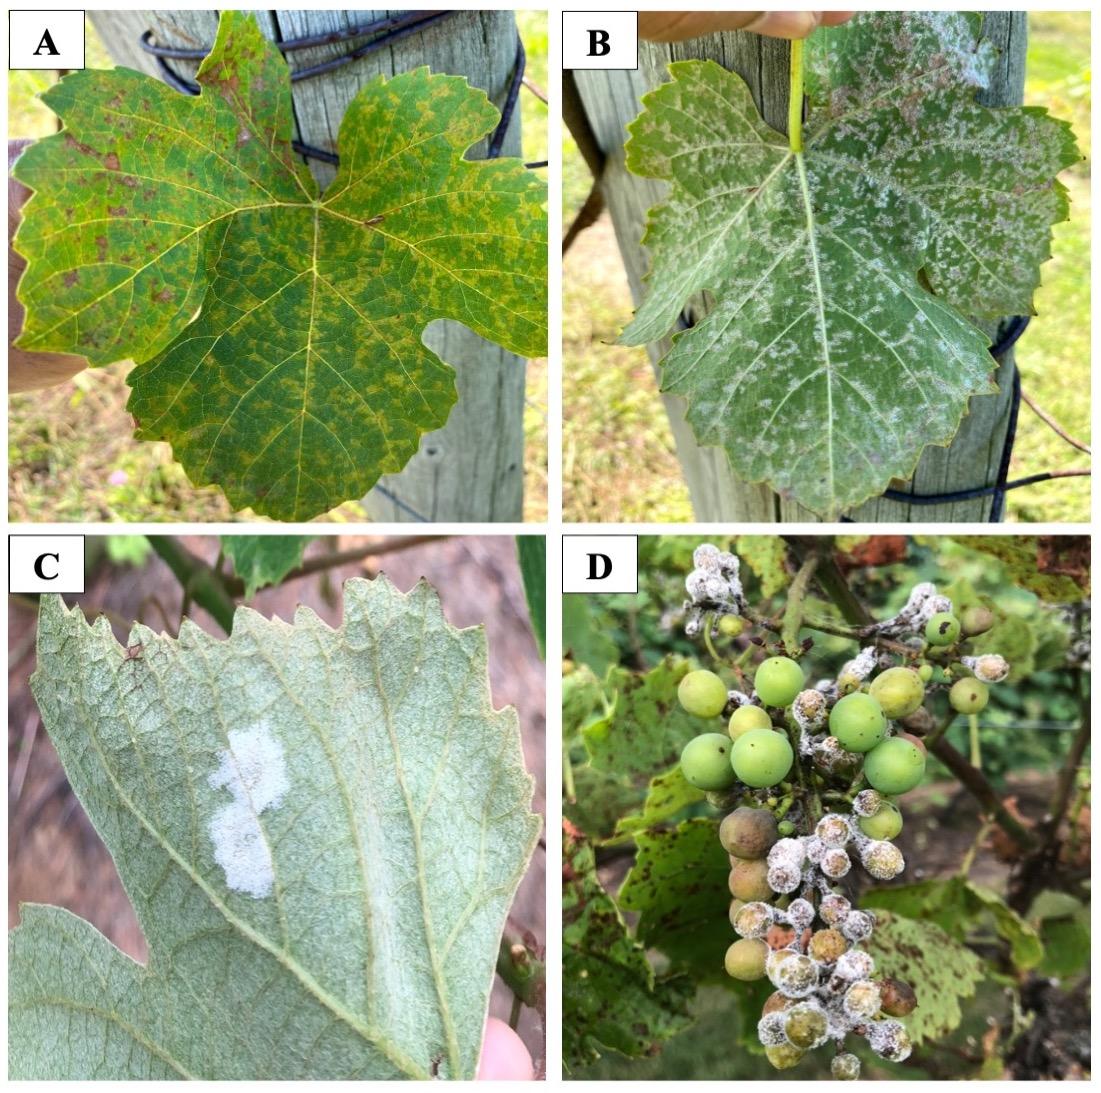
724 937 768 981
719 806 779 859
864 737 926 795
829 692 887 753
868 666 925 718
680 733 737 790
678 669 728 718
777 819 795 836
765 1043 805 1070
960 604 995 637
728 704 773 740
731 729 794 788
729 857 775 901
917 663 934 682
718 614 745 638
925 612 961 646
949 678 989 714
754 656 804 707
858 800 903 840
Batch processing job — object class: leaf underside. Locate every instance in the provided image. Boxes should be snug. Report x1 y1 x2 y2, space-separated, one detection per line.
623 11 1079 518
13 11 547 521
11 580 539 1079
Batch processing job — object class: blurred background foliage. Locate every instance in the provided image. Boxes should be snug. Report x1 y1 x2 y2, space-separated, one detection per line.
561 12 1090 523
8 12 548 522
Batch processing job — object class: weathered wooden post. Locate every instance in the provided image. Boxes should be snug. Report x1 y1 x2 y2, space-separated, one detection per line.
571 13 1026 522
91 9 530 523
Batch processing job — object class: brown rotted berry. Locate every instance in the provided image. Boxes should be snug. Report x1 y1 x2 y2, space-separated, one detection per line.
879 976 917 1017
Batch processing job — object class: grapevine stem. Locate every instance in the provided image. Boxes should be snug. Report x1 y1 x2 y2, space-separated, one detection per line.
968 713 981 768
788 39 805 154
781 553 818 652
702 615 721 663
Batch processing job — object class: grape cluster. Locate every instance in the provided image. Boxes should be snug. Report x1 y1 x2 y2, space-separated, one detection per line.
675 545 1013 1076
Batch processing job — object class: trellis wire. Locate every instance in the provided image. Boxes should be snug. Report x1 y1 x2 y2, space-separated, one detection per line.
139 11 547 169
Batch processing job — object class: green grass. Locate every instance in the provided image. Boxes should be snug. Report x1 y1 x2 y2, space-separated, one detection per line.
9 15 548 523
562 13 1091 523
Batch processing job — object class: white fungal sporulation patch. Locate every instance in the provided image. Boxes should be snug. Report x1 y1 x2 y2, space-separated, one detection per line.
208 724 289 899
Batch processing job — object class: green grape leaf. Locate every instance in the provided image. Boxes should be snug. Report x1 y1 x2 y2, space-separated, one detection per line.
562 595 619 677
864 912 984 1046
613 766 703 840
222 534 316 596
622 12 1079 518
562 664 605 739
1031 892 1090 978
583 656 714 781
563 824 694 1067
864 876 1043 972
617 818 730 981
734 536 788 598
14 11 547 521
11 582 538 1079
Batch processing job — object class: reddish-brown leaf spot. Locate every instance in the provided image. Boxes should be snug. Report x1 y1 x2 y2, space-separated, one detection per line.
103 152 120 170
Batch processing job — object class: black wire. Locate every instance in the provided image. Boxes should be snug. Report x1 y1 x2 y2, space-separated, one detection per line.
139 14 534 169
372 483 428 523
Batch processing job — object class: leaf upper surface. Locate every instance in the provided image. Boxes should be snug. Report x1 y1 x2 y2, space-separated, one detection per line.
11 580 539 1079
14 11 547 520
622 12 1078 517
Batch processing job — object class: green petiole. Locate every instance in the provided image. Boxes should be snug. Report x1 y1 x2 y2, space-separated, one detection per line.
788 38 805 154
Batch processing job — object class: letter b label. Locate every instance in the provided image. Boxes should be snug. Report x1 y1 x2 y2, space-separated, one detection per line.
562 12 638 70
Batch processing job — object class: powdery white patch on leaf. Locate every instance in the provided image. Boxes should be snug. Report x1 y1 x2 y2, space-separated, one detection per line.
208 724 289 898
622 12 1080 518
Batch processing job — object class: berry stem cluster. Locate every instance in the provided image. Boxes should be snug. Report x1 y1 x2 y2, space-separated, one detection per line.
675 544 1014 1077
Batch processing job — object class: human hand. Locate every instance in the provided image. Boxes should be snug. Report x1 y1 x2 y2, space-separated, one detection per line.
477 1015 536 1080
638 11 855 42
9 138 91 393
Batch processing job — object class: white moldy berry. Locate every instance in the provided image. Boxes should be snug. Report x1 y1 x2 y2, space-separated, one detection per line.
843 979 882 1020
793 689 827 731
757 1010 789 1047
852 789 883 817
841 910 874 942
767 862 803 895
787 898 815 931
836 646 878 692
834 948 875 981
768 838 806 868
771 953 820 998
734 902 773 938
963 653 1010 683
815 814 852 848
862 840 905 880
821 847 852 879
819 893 851 926
804 836 826 864
868 1018 913 1062
693 544 722 570
831 1052 861 1080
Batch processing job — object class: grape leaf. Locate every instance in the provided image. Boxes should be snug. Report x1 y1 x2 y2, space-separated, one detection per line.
622 11 1079 518
562 824 693 1067
13 11 547 521
10 581 539 1079
222 534 316 596
864 912 984 1046
583 656 714 781
863 876 1043 972
617 818 730 982
612 767 703 840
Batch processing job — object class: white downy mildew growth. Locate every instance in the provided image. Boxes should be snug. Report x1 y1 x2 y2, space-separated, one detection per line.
208 724 289 898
